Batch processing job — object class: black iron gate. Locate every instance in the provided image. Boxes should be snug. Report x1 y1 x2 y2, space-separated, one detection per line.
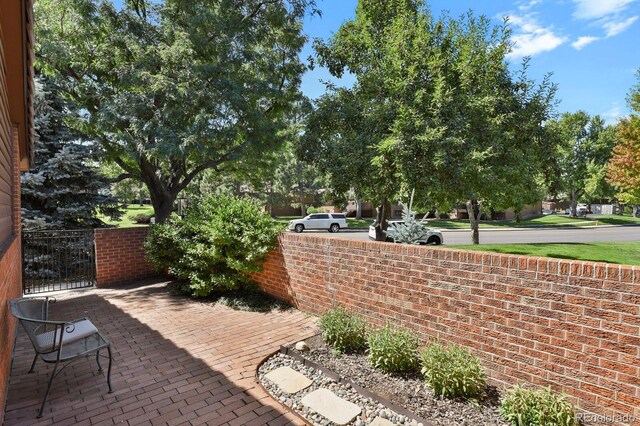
22 229 96 294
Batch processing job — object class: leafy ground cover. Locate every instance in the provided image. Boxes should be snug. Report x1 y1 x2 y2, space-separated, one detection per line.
100 204 154 227
452 242 640 265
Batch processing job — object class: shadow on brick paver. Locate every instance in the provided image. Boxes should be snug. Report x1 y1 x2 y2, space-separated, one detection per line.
4 280 316 426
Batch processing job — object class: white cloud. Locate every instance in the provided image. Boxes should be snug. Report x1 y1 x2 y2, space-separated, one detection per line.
602 103 623 124
573 0 636 20
602 15 639 36
506 15 567 57
518 0 543 11
571 35 600 49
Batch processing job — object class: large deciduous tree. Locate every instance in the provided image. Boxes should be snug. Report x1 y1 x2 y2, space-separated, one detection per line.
35 0 313 222
313 0 556 244
608 71 640 212
302 88 398 238
548 113 614 217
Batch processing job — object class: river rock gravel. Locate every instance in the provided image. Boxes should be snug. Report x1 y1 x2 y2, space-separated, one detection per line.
260 335 611 425
288 335 510 426
259 352 424 426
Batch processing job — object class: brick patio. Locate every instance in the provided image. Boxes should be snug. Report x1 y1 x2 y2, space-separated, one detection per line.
4 280 317 425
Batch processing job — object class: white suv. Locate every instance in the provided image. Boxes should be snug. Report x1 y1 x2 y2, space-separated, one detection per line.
288 213 348 233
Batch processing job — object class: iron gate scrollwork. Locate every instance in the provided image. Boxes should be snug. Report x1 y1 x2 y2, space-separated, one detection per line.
22 229 96 294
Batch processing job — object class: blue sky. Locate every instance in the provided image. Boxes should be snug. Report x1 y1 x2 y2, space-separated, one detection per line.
301 0 640 123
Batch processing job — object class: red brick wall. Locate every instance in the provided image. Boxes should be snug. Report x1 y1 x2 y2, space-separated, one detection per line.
0 126 23 423
0 239 21 420
253 233 640 423
95 227 157 287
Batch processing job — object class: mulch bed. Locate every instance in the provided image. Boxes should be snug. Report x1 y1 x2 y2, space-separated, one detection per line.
290 335 509 426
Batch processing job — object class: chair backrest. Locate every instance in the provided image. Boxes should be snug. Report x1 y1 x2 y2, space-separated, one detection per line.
10 298 64 354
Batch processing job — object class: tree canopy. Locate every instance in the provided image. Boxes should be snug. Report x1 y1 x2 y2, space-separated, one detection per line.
35 0 314 222
547 112 616 216
310 0 557 243
608 71 640 206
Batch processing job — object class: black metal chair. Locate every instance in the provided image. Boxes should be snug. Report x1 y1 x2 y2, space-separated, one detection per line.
9 297 113 418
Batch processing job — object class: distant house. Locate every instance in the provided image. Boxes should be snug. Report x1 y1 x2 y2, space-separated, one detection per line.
0 0 34 421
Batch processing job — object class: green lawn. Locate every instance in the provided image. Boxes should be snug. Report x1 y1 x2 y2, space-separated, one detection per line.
100 204 154 227
452 242 640 266
423 214 640 229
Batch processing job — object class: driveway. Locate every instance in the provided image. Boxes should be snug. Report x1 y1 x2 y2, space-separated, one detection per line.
5 280 316 426
316 225 640 245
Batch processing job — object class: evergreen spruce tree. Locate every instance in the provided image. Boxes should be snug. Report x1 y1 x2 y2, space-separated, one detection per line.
21 77 121 230
390 191 428 244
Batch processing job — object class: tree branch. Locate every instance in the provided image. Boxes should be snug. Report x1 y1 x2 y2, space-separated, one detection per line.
107 173 134 184
242 0 279 22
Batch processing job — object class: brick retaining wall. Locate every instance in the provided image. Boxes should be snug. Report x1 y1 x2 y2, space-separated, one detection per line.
253 233 640 423
0 238 21 423
94 227 156 287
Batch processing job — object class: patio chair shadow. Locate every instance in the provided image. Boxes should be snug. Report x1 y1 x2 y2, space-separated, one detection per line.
4 281 313 425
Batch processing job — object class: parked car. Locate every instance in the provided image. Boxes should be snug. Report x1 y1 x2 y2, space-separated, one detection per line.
288 213 348 233
565 206 588 216
368 221 443 245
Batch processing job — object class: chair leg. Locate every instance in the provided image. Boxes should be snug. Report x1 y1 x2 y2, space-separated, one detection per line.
96 350 102 372
29 353 38 373
106 346 113 393
37 360 60 418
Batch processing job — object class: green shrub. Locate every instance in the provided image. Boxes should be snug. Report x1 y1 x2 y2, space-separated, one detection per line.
367 324 419 373
144 194 283 297
500 385 577 426
319 306 367 353
419 341 485 398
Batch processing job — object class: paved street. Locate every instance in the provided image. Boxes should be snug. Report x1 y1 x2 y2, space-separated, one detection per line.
311 225 640 245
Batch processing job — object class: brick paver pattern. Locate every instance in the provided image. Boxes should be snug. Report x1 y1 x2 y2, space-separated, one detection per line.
4 280 316 426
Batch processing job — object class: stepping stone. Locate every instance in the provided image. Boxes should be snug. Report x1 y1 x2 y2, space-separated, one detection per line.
264 366 312 394
370 417 395 426
301 388 362 425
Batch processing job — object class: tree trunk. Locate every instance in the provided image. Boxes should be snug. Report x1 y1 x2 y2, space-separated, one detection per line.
151 195 175 224
570 189 578 217
355 198 362 220
373 199 391 241
144 179 177 224
466 199 481 245
634 205 639 218
298 183 306 217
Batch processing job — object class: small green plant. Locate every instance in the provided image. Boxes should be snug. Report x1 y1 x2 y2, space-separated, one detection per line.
367 324 419 373
420 341 485 398
500 385 577 426
319 306 367 353
306 206 325 214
